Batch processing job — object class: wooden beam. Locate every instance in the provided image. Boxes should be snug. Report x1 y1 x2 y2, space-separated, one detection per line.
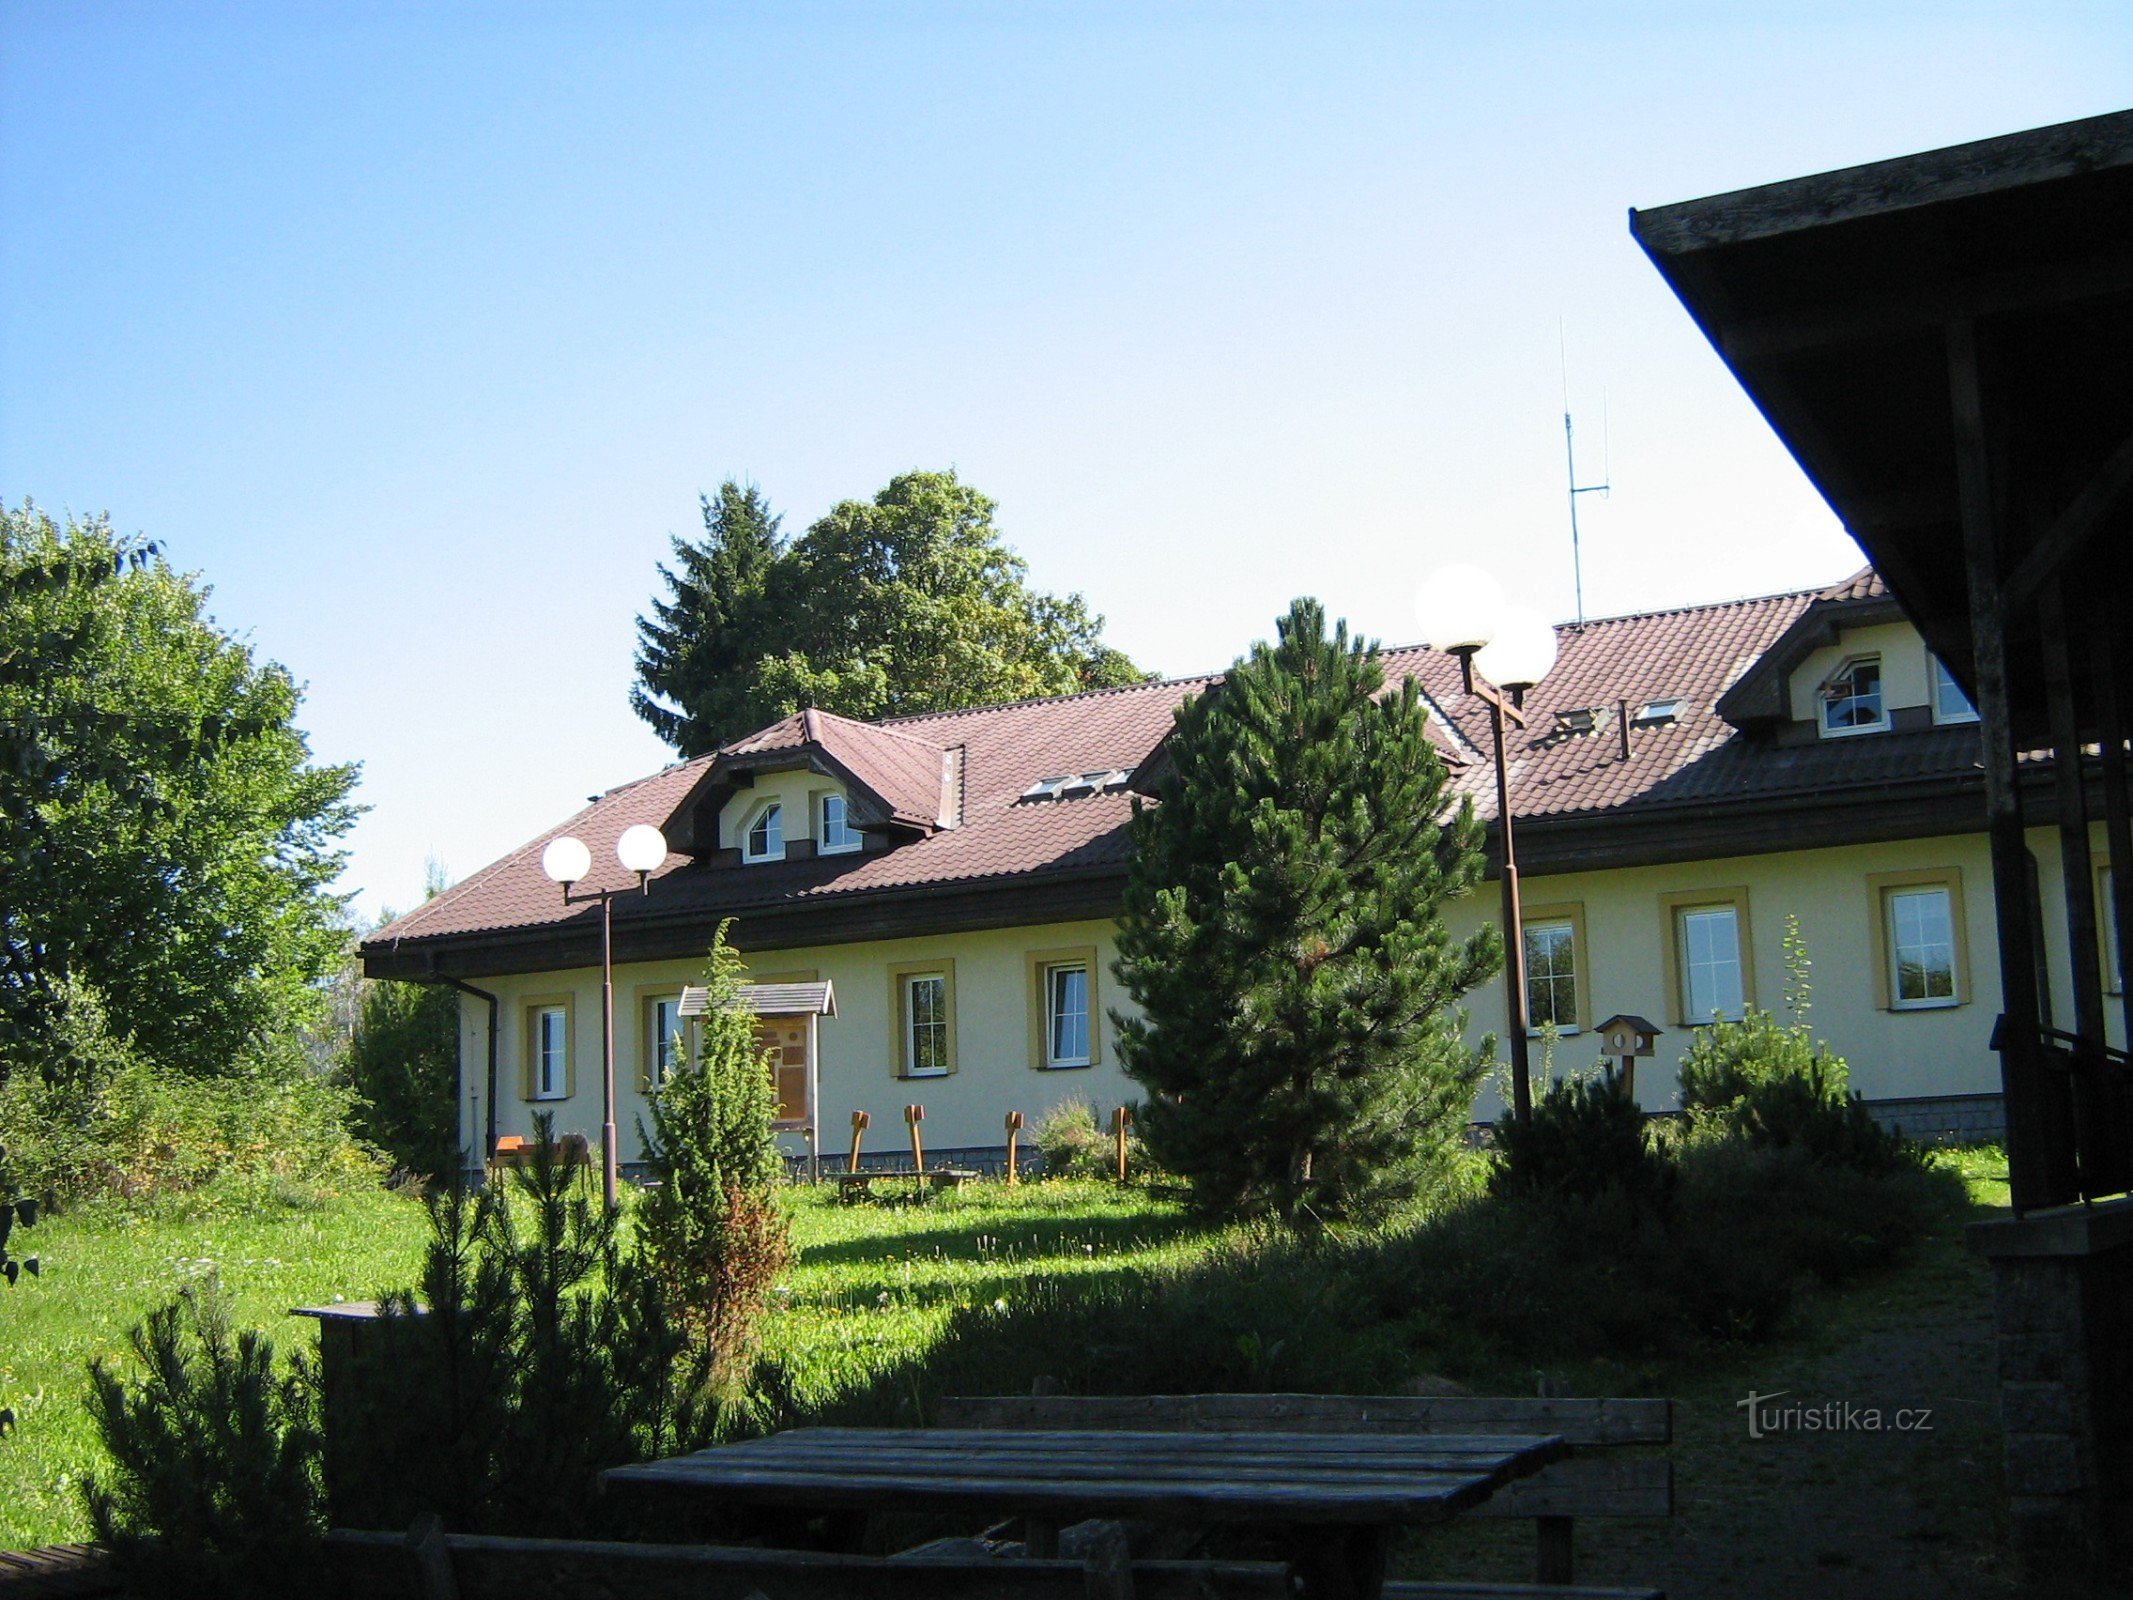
1629 107 2133 255
2003 421 2133 609
1949 318 2068 1211
1721 251 2133 363
2095 630 2133 1052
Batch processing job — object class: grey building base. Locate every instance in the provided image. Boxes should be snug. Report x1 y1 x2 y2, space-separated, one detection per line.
1969 1197 2133 1584
1860 1092 2006 1145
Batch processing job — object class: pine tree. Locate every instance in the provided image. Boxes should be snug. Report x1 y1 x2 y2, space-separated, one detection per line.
1113 598 1501 1219
631 482 785 757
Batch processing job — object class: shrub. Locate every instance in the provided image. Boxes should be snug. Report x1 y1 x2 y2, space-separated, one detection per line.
1714 1067 1920 1177
337 1119 703 1537
340 972 460 1182
1677 1005 1850 1115
1489 1071 1674 1213
637 927 791 1395
1031 1097 1117 1181
83 1284 323 1600
0 980 380 1209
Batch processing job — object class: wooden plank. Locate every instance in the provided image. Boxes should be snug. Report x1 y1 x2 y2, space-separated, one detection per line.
934 1395 1672 1446
707 1426 1568 1460
1628 107 2133 255
325 1533 1294 1600
1470 1460 1673 1521
1384 1585 1663 1600
2004 422 2133 609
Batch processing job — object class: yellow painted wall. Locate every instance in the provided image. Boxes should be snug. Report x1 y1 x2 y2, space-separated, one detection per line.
717 770 852 854
453 782 2123 1162
457 917 1134 1164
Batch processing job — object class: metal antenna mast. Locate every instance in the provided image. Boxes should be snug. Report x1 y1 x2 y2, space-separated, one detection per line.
1560 326 1611 628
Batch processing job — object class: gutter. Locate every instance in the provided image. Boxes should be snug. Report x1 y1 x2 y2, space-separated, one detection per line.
421 951 499 1170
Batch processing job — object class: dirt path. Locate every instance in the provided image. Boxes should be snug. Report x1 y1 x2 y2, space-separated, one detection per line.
1400 1188 2100 1598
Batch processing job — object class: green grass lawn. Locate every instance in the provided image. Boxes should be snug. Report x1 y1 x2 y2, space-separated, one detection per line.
0 1153 2010 1567
0 1185 433 1549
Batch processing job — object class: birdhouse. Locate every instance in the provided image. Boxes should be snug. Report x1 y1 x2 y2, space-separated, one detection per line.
1597 1014 1663 1058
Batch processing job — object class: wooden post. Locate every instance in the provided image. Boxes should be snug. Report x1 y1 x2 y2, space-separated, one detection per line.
905 1103 925 1175
1004 1111 1024 1185
847 1110 870 1175
1616 1052 1635 1101
1112 1105 1131 1183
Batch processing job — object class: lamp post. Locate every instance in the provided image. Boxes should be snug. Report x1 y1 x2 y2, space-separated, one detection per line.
1416 566 1558 1124
541 822 670 1210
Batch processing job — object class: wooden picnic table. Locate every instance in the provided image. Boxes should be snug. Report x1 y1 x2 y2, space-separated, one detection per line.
604 1424 1570 1600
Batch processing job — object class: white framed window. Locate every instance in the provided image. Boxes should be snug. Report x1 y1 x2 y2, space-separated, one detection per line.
742 801 784 862
1043 962 1092 1067
902 972 950 1077
818 792 861 854
1524 921 1578 1033
1931 656 1979 724
646 994 683 1087
1678 905 1744 1023
533 1005 569 1100
1819 656 1887 737
1885 886 1958 1009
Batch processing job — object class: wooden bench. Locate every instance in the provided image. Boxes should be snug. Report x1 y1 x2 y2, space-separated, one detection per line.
837 1167 981 1201
934 1393 1672 1594
322 1522 1292 1600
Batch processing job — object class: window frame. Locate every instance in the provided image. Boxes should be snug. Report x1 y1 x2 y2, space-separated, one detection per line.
1026 945 1101 1069
634 985 686 1093
740 800 785 862
816 790 862 855
1930 655 1980 726
1520 901 1588 1036
888 959 956 1078
1867 869 1968 1011
2099 866 2125 998
1817 654 1889 739
1658 887 1755 1026
522 994 575 1102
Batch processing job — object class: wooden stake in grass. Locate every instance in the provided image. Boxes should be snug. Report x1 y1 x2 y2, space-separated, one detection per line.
1004 1110 1025 1185
847 1109 870 1175
905 1103 926 1177
1113 1104 1132 1183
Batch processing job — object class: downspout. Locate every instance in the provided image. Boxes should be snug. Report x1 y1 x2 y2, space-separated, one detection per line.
422 956 499 1178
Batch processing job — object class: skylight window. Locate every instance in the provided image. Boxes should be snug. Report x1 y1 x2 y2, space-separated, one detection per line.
1632 698 1686 727
1554 707 1599 736
1016 770 1132 804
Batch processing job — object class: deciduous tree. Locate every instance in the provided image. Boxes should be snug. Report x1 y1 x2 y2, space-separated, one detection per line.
632 470 1143 755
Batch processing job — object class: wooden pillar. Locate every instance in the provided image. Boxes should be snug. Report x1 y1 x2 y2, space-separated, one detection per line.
1949 320 2065 1209
2094 630 2133 1049
2040 582 2131 1196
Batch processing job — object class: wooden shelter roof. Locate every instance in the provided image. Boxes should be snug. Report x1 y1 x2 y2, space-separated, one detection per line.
1631 108 2133 745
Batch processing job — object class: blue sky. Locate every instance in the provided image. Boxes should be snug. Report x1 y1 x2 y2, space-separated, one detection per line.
4 2 2127 921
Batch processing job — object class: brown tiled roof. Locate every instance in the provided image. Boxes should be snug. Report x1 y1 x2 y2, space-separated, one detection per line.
1820 567 1887 602
366 574 1986 964
722 708 957 829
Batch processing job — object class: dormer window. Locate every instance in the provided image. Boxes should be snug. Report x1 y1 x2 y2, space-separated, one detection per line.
1931 655 1979 725
742 801 784 862
818 792 861 854
1818 656 1887 737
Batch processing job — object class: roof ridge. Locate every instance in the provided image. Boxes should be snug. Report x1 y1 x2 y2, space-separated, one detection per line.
876 670 1220 728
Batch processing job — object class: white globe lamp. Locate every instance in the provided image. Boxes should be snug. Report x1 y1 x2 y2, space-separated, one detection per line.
1414 565 1506 653
541 835 592 887
1474 606 1559 694
616 824 669 876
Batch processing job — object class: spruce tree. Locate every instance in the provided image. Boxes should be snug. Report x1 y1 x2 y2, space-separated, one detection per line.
1113 598 1501 1219
631 482 785 756
636 925 789 1393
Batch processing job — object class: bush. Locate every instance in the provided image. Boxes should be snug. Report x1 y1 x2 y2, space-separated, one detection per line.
1711 1067 1920 1178
637 927 791 1396
1677 1004 1850 1115
340 973 460 1182
1489 1072 1674 1213
83 1284 324 1600
0 981 380 1209
335 1119 704 1537
1031 1097 1113 1180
